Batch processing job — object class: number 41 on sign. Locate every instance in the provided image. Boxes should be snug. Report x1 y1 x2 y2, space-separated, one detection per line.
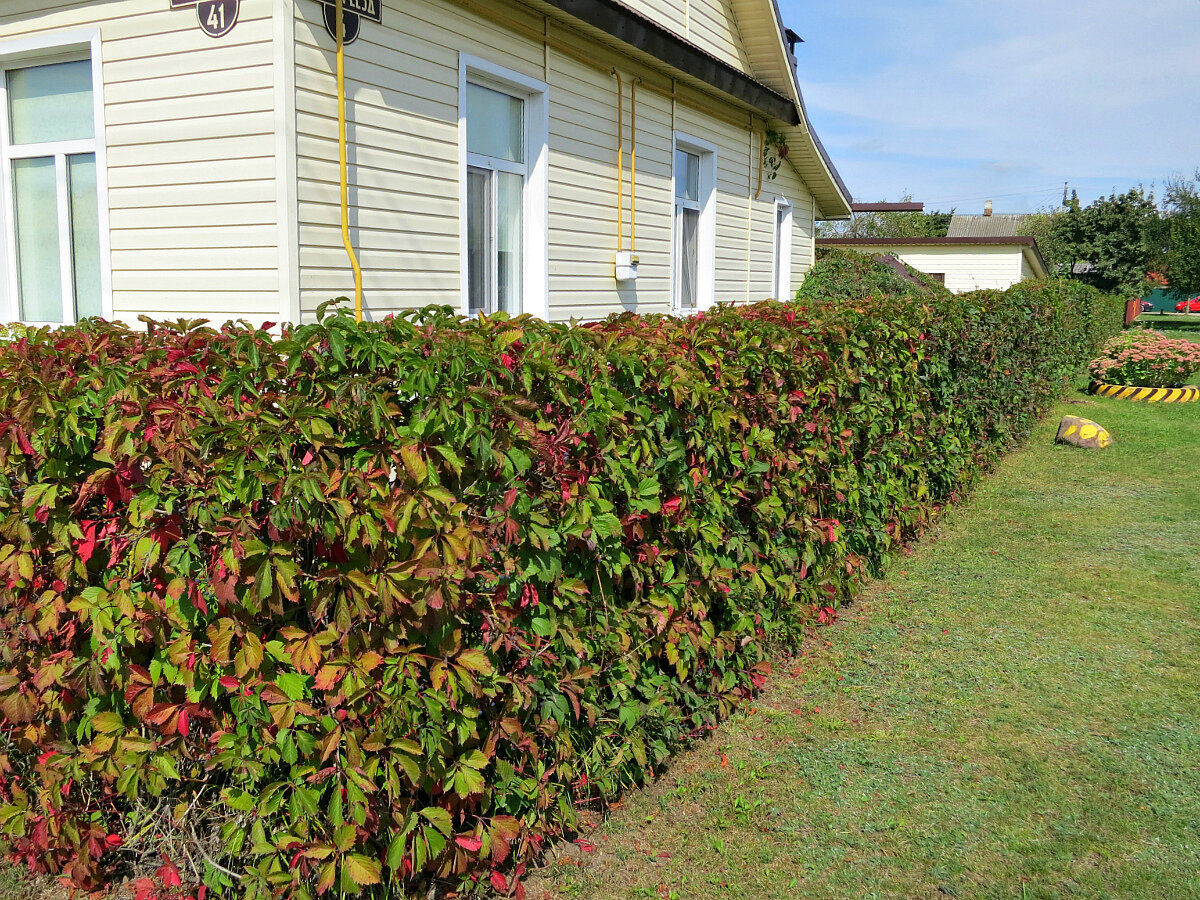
169 0 240 38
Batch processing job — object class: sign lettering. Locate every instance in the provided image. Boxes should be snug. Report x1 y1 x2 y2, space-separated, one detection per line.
329 0 381 24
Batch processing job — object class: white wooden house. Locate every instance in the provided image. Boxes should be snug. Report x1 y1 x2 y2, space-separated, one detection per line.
816 237 1049 294
0 0 852 328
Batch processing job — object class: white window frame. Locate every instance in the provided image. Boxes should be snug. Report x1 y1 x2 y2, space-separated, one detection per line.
671 131 716 314
0 29 112 326
772 196 793 301
457 54 548 320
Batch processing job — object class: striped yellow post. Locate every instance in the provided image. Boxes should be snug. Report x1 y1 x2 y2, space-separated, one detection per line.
1094 383 1200 403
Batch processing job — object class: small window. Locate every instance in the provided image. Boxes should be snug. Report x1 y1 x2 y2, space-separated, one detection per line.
2 56 104 325
672 134 715 314
674 148 701 311
459 57 548 320
773 198 793 301
929 273 946 285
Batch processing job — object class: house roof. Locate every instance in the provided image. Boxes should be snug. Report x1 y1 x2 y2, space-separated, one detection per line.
528 0 853 219
746 0 854 219
817 236 1050 279
946 214 1030 238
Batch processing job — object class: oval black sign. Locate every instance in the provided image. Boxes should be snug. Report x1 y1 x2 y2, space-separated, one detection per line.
197 0 239 38
322 5 362 45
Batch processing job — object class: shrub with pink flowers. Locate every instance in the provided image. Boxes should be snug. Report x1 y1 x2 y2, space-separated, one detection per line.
1088 329 1200 388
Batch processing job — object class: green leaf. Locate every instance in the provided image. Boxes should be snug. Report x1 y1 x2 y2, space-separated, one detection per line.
344 854 382 888
91 711 124 734
591 512 622 539
420 806 452 837
400 445 428 483
385 832 408 872
276 671 308 701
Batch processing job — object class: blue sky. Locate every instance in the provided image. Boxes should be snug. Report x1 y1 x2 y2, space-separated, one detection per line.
781 0 1200 214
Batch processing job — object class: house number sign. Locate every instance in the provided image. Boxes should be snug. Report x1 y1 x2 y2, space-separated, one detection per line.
170 0 240 38
318 0 383 45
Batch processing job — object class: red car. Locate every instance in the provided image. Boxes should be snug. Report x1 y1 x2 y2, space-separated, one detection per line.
1176 296 1200 313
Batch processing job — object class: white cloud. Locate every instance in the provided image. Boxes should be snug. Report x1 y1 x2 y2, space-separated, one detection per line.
793 0 1200 208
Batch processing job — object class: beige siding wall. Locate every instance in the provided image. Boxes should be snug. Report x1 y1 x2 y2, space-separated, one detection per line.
619 0 752 74
295 0 816 322
836 245 1027 294
0 0 282 325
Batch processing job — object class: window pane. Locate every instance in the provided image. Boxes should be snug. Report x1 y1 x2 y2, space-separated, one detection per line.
8 60 94 145
68 153 102 319
467 167 492 316
677 206 699 310
12 157 63 323
496 171 523 314
467 83 523 164
675 149 699 202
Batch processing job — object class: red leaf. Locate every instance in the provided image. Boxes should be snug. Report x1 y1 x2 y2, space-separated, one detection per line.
177 708 189 737
455 836 483 852
157 861 182 888
219 677 240 691
490 871 508 892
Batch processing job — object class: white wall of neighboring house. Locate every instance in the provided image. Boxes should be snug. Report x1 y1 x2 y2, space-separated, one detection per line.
823 243 1030 294
0 0 283 326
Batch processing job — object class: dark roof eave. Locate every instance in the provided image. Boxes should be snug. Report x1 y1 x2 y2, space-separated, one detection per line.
537 0 798 123
850 202 925 213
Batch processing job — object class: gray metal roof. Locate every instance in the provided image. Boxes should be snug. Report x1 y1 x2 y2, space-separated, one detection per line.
947 214 1029 238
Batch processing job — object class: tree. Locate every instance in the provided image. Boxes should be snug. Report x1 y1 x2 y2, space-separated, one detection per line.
1019 210 1072 276
818 195 954 239
1162 171 1200 299
1045 188 1162 296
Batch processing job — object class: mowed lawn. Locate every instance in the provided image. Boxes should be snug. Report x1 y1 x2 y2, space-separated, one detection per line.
530 386 1200 900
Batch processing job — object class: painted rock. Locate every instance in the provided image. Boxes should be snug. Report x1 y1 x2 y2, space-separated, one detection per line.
1056 415 1112 450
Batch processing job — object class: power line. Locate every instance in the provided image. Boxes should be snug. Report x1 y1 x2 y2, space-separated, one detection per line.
919 185 1065 207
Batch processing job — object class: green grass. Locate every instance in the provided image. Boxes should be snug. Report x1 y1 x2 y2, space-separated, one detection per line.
1135 313 1200 345
529 393 1200 900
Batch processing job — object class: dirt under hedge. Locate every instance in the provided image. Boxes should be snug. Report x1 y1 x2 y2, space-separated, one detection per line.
0 255 1122 899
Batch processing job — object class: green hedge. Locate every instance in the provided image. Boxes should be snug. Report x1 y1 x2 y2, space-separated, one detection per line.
0 257 1121 898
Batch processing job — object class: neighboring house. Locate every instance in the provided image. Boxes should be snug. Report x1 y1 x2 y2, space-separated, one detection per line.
816 236 1049 294
946 211 1029 238
0 0 852 328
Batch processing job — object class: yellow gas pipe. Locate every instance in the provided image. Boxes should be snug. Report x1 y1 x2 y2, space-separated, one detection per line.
612 69 624 253
336 0 364 321
754 129 766 200
630 77 639 252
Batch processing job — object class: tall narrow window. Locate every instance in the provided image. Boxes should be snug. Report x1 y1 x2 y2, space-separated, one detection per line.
674 148 700 311
773 198 793 301
465 82 525 317
671 135 715 314
3 57 103 324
